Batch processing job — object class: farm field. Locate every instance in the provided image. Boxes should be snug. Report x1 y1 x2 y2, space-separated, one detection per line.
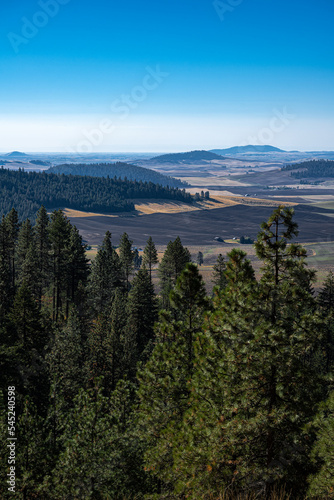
68 200 334 247
86 240 334 293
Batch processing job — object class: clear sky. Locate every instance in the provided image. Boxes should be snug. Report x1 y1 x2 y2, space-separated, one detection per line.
1 0 333 152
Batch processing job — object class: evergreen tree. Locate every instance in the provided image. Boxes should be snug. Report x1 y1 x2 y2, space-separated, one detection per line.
65 224 89 318
119 232 134 291
143 236 158 280
48 210 71 322
4 208 19 291
89 231 122 316
133 248 142 270
124 267 158 378
158 236 191 308
211 253 227 289
165 206 324 498
34 205 51 307
0 222 12 320
16 219 39 294
7 282 49 411
317 271 334 373
138 263 208 492
308 390 334 498
319 270 334 313
45 380 149 499
196 251 204 266
86 290 126 395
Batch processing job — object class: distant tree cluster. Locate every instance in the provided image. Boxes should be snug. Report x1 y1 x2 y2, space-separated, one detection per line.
47 162 188 188
0 167 192 221
240 235 254 244
0 205 334 499
194 190 210 201
282 159 334 178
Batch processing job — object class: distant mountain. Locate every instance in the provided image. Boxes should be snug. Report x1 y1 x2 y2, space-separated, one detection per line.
6 151 29 157
210 145 286 155
47 162 188 188
148 150 226 163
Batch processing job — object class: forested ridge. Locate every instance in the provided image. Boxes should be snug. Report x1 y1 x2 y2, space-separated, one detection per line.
282 159 334 178
0 205 334 499
47 162 188 189
0 167 192 221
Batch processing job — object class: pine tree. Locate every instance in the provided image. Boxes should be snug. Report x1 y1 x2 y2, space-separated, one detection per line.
166 206 325 498
34 205 51 307
124 267 158 378
44 380 149 499
158 236 191 308
89 231 122 316
317 271 334 373
211 253 227 289
65 224 89 318
48 210 71 322
308 390 334 498
196 251 204 266
143 236 158 280
138 263 208 491
86 291 127 395
7 282 49 411
319 270 334 313
16 219 39 294
119 232 134 291
4 208 19 291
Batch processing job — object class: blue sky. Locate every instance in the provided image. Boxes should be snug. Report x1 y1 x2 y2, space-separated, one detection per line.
0 0 333 152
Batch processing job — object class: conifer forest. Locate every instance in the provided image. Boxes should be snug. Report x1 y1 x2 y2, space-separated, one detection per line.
1 205 334 499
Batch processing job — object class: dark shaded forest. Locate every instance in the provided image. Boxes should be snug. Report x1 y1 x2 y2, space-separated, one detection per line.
0 167 192 221
47 162 188 188
282 159 334 178
0 205 334 499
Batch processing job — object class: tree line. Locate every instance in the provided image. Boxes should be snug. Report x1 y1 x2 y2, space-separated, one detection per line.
282 159 334 179
47 162 189 189
0 205 334 499
0 167 192 221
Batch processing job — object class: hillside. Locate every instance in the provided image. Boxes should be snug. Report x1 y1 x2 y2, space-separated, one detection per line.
282 159 334 179
210 145 286 155
0 167 192 221
47 162 187 188
148 150 226 163
6 151 29 157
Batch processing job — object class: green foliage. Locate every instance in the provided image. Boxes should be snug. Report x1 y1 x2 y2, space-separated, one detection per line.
43 380 149 499
125 267 158 378
196 251 204 266
0 166 191 220
0 204 332 498
143 236 158 279
89 231 122 316
47 161 188 188
211 253 227 289
158 236 191 308
282 159 334 179
308 391 334 498
119 232 135 291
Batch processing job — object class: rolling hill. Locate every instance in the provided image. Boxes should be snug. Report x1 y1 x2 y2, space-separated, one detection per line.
147 150 226 164
210 145 286 155
46 162 187 188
